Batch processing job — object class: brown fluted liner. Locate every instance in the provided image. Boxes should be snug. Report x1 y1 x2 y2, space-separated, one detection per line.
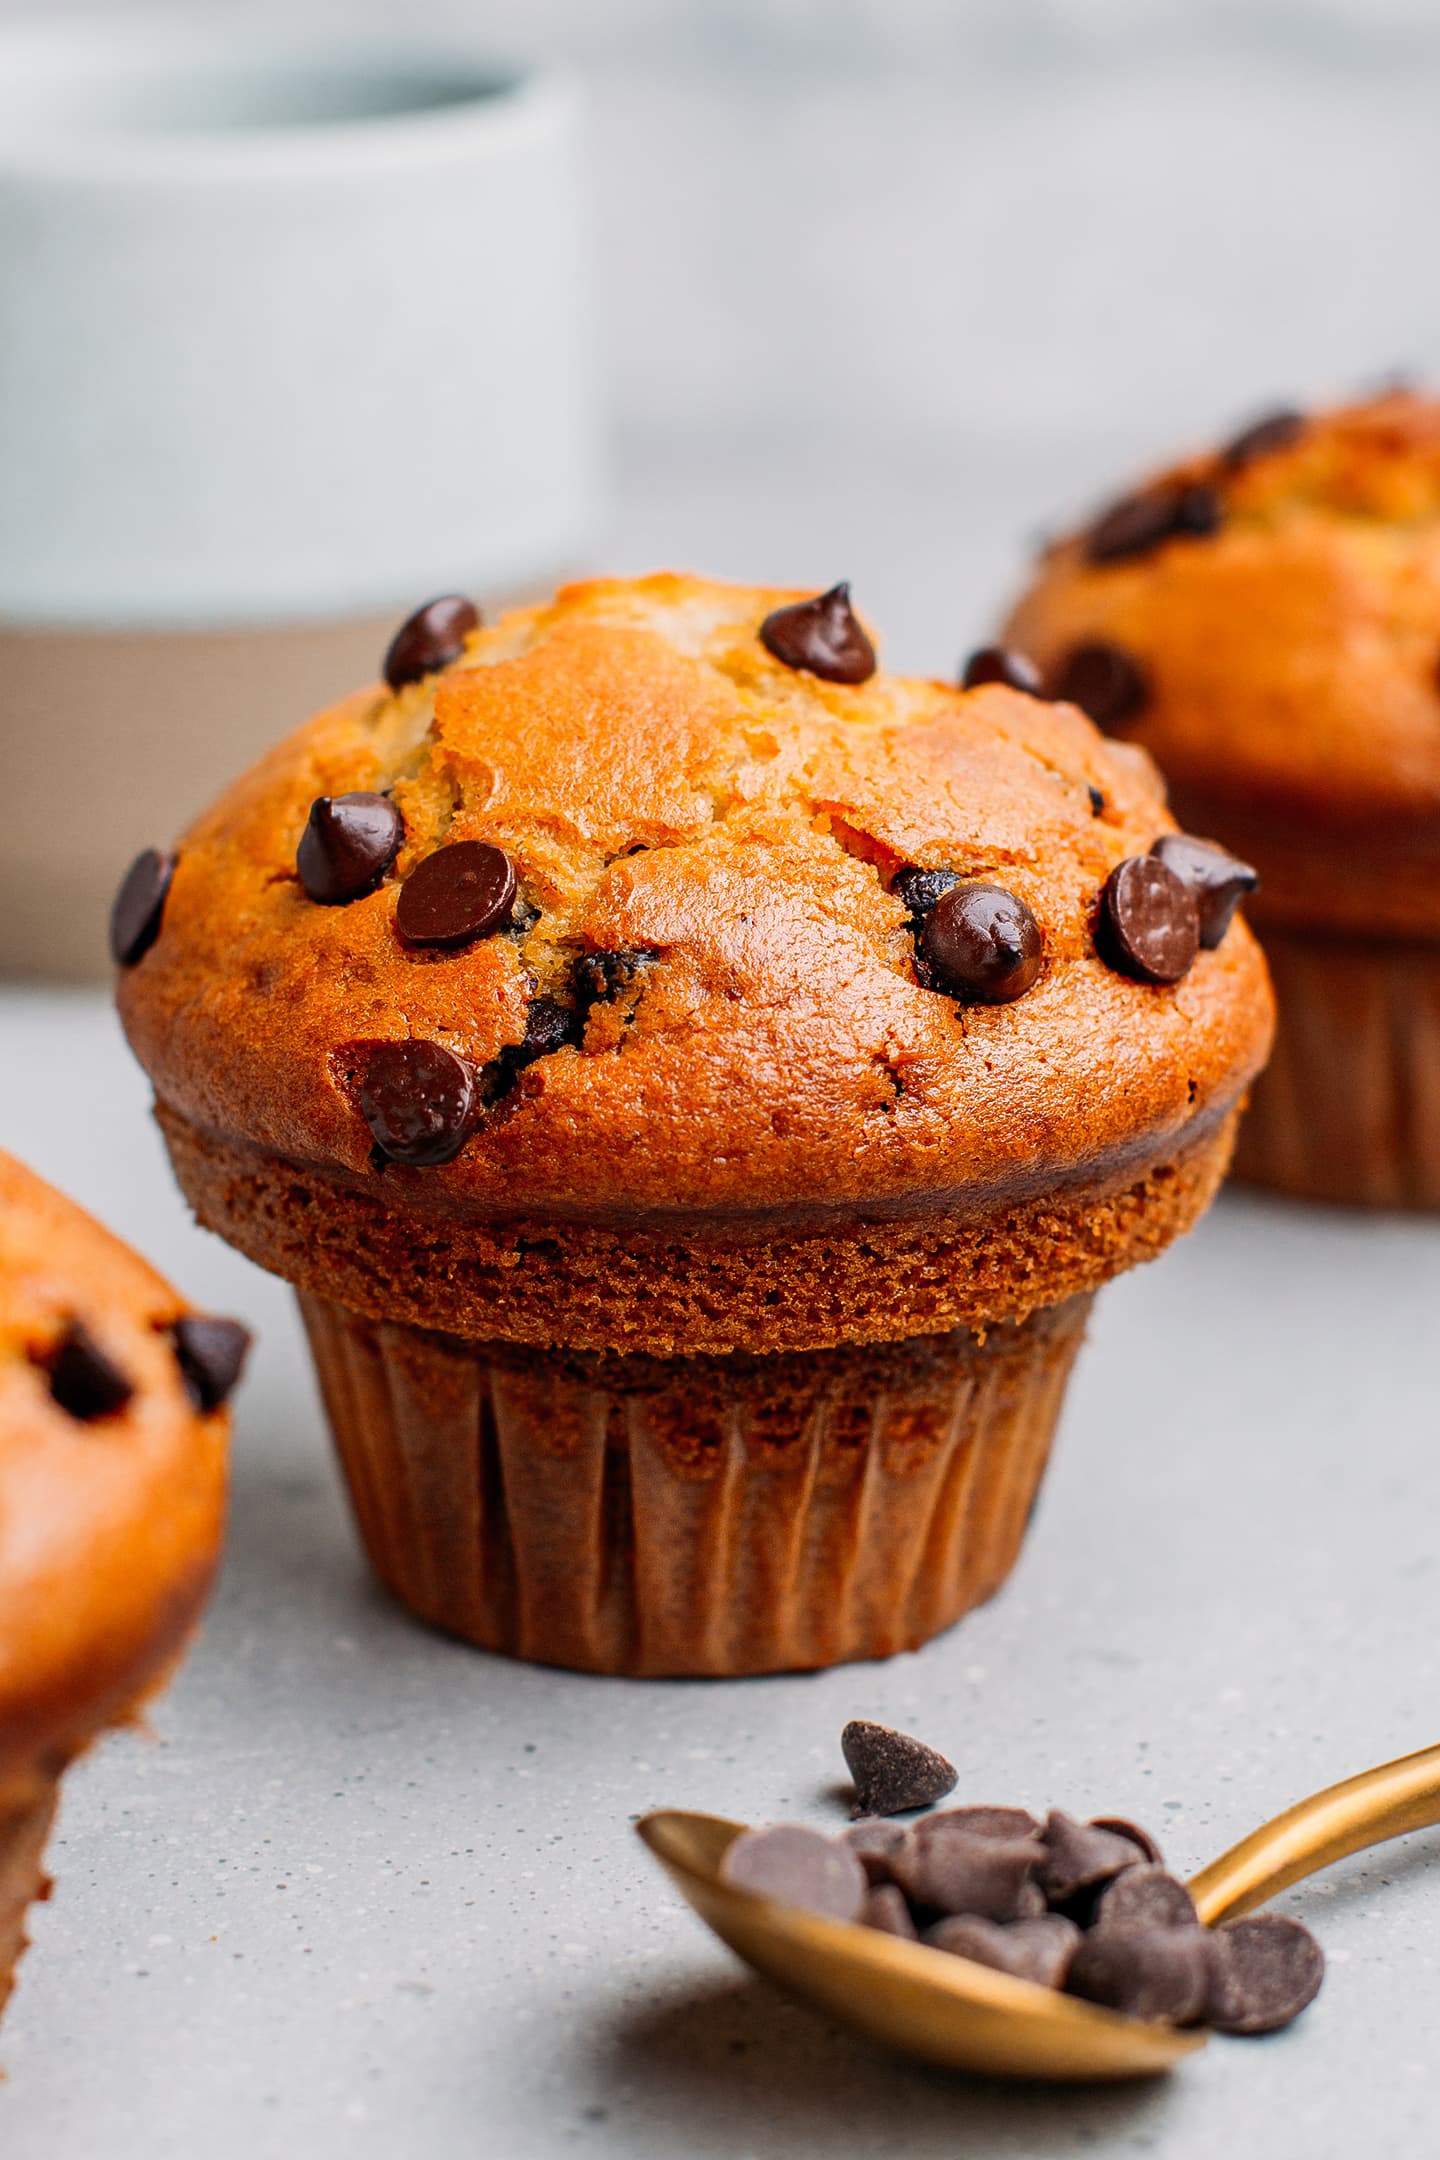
1234 924 1440 1209
298 1291 1091 1677
0 1775 58 2021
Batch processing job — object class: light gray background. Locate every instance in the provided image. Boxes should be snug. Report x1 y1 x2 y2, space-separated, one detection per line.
4 2 1440 2154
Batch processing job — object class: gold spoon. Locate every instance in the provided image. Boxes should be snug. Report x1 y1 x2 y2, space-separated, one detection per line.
637 1739 1440 2083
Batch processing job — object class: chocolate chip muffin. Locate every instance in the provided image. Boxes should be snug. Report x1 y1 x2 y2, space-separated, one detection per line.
0 1151 245 2019
114 573 1270 1675
1003 387 1440 1207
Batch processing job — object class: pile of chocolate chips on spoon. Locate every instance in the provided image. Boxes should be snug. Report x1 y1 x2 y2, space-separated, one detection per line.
718 1721 1323 2037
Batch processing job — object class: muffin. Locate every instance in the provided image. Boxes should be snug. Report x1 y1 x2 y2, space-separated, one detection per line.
114 574 1270 1675
1003 388 1440 1207
0 1151 246 2018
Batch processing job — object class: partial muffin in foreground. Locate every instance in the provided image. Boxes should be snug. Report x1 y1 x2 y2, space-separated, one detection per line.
0 1151 244 2020
1004 388 1440 1207
115 573 1270 1674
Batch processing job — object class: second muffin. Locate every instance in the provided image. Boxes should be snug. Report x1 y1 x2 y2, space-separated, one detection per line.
115 574 1271 1673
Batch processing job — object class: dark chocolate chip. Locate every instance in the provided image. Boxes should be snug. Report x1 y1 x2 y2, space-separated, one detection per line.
573 949 654 1010
862 1884 919 1940
483 998 577 1106
169 1315 252 1413
382 594 480 691
1087 786 1106 817
1205 1912 1325 2036
1086 483 1221 566
890 1828 1045 1922
841 1819 912 1885
841 1720 958 1819
297 793 403 906
719 1825 867 1923
1037 1811 1146 1904
41 1321 134 1422
1053 642 1149 730
110 848 176 967
1088 1817 1165 1868
1150 832 1258 949
1066 1924 1212 2024
357 1039 476 1166
759 584 876 686
892 867 962 929
920 884 1043 1005
1098 856 1200 985
395 841 517 950
1219 408 1305 471
1093 1867 1198 1933
925 1914 1080 1990
915 1806 1041 1843
961 646 1043 695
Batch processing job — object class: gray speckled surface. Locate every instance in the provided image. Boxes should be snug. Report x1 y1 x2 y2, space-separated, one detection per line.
2 992 1439 2158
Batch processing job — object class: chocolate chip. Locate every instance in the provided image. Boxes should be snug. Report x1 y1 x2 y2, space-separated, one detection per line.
573 949 654 1009
169 1315 252 1413
1098 856 1199 985
395 841 517 950
297 794 403 905
1053 641 1149 730
920 883 1043 1006
483 998 576 1106
841 1720 958 1819
1150 832 1258 949
892 867 961 929
926 1914 1080 1989
862 1884 919 1940
719 1825 867 1923
1205 1913 1325 2035
110 848 176 967
759 584 876 686
41 1321 134 1422
1086 483 1221 565
915 1806 1041 1843
1087 786 1106 817
357 1039 476 1166
1037 1812 1146 1904
841 1819 912 1885
1219 408 1305 471
1066 1925 1211 2024
1088 1817 1165 1868
382 594 480 691
890 1828 1044 1922
1093 1867 1198 1933
961 646 1042 695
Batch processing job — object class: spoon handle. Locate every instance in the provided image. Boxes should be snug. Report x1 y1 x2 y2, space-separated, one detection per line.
1188 1740 1440 1925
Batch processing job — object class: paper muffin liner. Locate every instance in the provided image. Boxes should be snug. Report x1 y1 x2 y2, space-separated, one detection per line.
0 1774 59 2022
297 1289 1092 1677
1233 923 1440 1208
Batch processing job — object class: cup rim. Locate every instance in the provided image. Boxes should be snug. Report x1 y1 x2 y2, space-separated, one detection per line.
0 17 577 178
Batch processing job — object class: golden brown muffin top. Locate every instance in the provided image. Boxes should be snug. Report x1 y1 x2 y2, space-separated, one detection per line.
116 573 1270 1227
1003 392 1440 932
0 1152 240 1782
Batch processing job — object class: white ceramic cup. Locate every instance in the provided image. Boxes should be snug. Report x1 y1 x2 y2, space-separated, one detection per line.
0 21 598 978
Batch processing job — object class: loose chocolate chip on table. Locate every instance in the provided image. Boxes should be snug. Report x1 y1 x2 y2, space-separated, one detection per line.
1150 832 1259 949
358 1039 477 1166
842 1720 958 1819
1089 1816 1164 1867
961 646 1043 695
720 1825 867 1924
862 1884 919 1940
170 1315 252 1414
926 1914 1081 1990
1205 1912 1325 2035
382 594 480 691
759 584 877 686
915 1806 1041 1843
1219 408 1305 471
842 1819 912 1884
1098 857 1200 985
1085 484 1221 566
1093 1866 1198 1933
110 848 176 967
42 1321 134 1422
890 1827 1045 1922
1066 1924 1212 2025
920 884 1044 1005
297 793 403 906
1037 1812 1146 1904
1052 641 1149 730
395 841 517 949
